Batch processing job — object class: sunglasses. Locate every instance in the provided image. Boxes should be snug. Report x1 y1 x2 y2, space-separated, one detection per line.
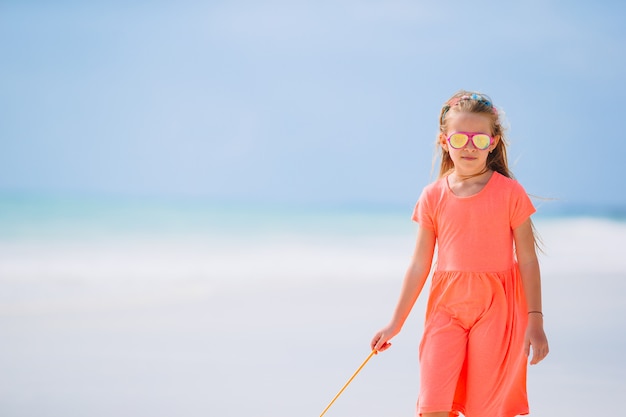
446 132 493 150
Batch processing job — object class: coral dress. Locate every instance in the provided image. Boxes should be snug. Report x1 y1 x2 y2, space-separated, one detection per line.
412 172 535 417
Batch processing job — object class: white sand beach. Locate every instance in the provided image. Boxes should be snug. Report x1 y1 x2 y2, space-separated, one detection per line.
0 210 624 417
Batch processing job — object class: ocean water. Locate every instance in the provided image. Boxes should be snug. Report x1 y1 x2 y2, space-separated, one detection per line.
0 196 624 417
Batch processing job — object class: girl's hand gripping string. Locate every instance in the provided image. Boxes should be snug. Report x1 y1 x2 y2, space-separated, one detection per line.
370 323 400 352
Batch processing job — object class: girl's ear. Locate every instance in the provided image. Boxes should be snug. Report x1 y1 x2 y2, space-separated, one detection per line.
490 135 501 152
439 132 448 152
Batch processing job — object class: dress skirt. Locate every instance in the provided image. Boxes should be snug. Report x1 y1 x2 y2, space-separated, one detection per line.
417 265 529 417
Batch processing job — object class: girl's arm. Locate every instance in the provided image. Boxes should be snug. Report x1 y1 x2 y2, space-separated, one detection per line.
371 225 436 352
513 218 549 365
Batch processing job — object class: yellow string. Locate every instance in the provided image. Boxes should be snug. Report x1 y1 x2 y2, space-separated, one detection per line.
319 350 377 417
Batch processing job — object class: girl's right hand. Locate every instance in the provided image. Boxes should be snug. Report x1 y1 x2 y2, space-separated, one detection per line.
370 324 400 352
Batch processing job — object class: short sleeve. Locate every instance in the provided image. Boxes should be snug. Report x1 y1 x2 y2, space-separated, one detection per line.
510 181 536 229
411 189 435 230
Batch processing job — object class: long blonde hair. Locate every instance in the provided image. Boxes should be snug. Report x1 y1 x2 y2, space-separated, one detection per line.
437 90 512 179
435 90 544 251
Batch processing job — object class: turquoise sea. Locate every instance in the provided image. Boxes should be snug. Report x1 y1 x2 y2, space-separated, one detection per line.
0 195 624 416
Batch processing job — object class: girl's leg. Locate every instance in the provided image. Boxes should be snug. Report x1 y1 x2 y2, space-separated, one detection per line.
422 412 450 417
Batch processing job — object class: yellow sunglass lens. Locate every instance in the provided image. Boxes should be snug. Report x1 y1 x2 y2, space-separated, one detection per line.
449 134 469 148
473 134 491 149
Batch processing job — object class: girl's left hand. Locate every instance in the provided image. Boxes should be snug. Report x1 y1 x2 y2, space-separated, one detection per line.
524 315 549 365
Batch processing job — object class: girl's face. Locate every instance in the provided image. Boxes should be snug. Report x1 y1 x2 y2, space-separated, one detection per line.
440 111 499 176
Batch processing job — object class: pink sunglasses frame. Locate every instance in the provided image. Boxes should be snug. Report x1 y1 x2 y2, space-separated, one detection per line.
446 131 493 150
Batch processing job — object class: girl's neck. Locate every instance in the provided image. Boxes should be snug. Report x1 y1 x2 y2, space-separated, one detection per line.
450 166 492 181
447 169 494 197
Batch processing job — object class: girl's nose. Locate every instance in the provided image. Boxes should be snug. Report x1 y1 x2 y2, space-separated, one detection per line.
464 140 477 150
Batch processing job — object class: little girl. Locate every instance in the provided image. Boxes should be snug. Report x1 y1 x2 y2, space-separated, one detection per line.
371 91 549 417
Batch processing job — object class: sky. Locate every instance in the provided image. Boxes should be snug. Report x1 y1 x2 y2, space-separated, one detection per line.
1 0 625 209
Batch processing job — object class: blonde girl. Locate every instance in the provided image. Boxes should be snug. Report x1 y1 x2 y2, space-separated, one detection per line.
371 91 549 417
